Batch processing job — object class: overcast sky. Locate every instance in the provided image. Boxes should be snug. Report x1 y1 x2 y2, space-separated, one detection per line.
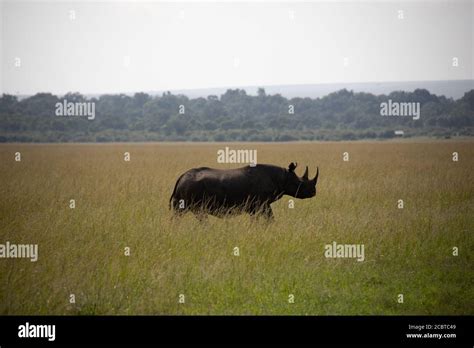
1 0 472 95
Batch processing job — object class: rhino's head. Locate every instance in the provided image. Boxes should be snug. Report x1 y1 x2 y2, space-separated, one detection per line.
284 162 319 199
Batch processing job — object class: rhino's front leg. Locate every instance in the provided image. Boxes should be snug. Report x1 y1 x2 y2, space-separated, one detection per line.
262 204 274 221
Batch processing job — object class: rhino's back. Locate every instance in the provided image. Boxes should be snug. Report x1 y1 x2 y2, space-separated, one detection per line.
174 164 282 205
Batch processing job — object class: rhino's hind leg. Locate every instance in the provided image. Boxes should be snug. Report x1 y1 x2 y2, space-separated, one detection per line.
193 211 208 222
188 199 210 222
171 206 186 221
170 197 189 220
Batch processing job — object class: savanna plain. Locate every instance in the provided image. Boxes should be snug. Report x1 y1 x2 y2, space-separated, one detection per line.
0 141 472 315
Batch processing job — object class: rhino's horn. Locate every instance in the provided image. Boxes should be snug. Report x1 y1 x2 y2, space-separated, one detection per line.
303 166 309 180
312 167 319 185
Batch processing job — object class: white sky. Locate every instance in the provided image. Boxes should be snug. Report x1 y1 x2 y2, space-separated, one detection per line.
1 0 472 95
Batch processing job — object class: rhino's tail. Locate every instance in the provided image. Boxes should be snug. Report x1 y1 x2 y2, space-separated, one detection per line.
169 173 185 210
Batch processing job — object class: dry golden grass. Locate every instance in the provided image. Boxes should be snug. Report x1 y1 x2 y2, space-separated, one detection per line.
0 140 473 315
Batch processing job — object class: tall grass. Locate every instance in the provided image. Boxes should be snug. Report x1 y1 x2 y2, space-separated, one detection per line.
0 141 472 315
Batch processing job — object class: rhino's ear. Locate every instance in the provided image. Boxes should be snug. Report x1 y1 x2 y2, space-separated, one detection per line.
288 162 297 172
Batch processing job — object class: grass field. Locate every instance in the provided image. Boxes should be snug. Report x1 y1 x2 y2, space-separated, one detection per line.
0 141 473 315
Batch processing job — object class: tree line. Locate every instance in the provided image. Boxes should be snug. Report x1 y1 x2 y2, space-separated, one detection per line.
0 87 472 142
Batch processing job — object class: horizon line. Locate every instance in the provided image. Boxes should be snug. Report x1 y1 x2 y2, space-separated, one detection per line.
5 78 473 97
